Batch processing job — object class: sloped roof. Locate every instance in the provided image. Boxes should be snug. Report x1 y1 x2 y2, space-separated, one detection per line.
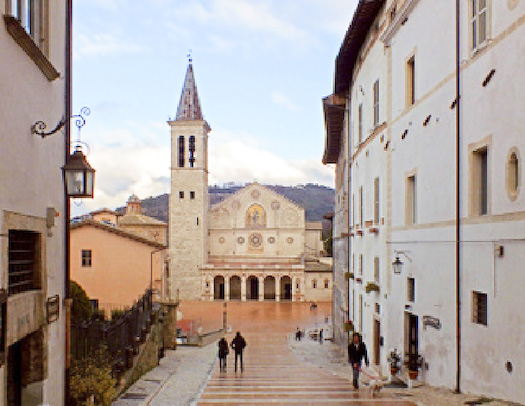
118 213 167 226
70 219 165 248
176 63 203 121
334 0 386 95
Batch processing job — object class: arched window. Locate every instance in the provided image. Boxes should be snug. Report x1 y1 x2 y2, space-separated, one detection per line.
507 150 520 200
178 136 185 168
189 135 196 167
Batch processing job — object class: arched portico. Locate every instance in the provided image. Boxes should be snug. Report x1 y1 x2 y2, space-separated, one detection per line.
246 276 259 300
230 276 241 300
280 276 292 301
264 276 276 300
214 276 225 300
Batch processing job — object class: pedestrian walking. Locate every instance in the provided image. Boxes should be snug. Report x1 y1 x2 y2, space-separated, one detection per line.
218 337 229 372
295 327 301 341
231 331 247 372
348 332 369 390
319 328 324 344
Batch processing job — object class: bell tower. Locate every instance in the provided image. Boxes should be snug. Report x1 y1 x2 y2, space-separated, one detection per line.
168 61 210 301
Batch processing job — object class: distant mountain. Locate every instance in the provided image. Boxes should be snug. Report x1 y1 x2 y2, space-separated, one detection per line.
118 184 334 235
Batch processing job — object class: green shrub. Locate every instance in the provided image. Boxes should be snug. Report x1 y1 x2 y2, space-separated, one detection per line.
70 281 92 321
70 347 116 406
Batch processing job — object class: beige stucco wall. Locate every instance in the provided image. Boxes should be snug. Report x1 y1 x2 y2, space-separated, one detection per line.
304 272 332 302
209 184 306 260
70 225 165 311
92 211 119 224
119 223 167 245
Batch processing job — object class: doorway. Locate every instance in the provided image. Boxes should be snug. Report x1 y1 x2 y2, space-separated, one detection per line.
230 276 241 300
264 276 276 300
7 341 22 406
280 276 292 301
373 319 381 365
247 276 258 300
214 276 225 300
405 313 419 362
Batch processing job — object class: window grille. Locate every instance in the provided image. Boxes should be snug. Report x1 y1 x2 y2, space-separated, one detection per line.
8 230 39 295
472 291 488 325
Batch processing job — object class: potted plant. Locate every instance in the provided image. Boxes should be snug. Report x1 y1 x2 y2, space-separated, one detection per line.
365 281 380 293
343 320 354 332
407 353 423 380
388 349 401 376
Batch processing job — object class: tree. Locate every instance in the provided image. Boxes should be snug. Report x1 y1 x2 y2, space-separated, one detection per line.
70 280 92 321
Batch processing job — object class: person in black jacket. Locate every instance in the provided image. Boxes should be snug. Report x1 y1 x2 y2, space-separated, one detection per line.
231 332 247 372
218 337 229 372
348 332 369 389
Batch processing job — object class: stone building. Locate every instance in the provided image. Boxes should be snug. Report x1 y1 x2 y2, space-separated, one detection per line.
70 196 168 313
0 1 69 404
324 0 525 403
169 63 332 303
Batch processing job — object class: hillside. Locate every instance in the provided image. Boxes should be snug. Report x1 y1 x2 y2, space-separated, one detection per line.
118 184 334 233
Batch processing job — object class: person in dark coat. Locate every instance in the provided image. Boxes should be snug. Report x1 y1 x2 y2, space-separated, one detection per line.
348 332 369 389
319 329 324 344
231 332 247 372
218 337 229 372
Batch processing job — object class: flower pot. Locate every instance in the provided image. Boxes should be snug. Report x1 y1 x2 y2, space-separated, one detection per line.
408 370 418 380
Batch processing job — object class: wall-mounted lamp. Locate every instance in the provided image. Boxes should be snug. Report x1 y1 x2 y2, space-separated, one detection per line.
392 250 412 274
63 146 95 198
31 107 95 198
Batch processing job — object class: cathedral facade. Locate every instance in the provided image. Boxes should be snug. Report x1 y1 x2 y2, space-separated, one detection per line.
169 63 332 302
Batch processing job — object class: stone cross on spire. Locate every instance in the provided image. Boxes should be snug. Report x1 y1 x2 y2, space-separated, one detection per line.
175 62 203 121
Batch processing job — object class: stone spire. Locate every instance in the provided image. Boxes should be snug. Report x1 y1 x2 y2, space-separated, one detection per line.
175 63 203 121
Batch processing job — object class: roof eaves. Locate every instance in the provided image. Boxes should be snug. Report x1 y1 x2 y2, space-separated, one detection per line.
334 0 386 95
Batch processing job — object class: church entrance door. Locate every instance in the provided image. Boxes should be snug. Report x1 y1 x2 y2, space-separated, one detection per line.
264 276 276 300
214 276 225 300
230 276 241 300
247 276 258 300
280 276 292 301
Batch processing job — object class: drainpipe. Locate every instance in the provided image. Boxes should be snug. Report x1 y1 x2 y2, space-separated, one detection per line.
64 0 73 404
455 0 462 393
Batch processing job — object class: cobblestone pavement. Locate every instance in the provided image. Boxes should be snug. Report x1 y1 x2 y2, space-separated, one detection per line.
112 345 217 406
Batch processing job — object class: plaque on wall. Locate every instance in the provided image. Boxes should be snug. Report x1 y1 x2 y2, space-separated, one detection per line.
46 295 60 324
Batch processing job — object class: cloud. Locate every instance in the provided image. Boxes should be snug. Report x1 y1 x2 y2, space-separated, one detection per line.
208 130 333 186
73 127 333 216
271 91 299 112
74 32 141 59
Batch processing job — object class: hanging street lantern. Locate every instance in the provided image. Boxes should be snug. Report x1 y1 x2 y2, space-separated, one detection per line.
63 146 95 198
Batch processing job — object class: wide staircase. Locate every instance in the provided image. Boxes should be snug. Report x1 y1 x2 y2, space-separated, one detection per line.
197 332 415 406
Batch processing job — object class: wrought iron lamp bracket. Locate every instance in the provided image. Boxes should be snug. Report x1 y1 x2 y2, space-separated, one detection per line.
31 107 90 138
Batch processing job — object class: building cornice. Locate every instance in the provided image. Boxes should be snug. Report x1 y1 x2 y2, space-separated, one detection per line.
379 0 420 46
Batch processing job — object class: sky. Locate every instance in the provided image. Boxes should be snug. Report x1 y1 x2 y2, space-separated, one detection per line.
72 0 358 215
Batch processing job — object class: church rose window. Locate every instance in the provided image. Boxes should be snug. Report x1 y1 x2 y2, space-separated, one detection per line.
249 233 263 248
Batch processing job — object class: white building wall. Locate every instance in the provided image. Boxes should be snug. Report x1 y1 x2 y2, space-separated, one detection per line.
0 1 67 404
385 0 525 402
349 4 390 375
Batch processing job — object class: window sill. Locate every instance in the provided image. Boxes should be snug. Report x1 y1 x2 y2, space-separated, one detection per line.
4 15 59 81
